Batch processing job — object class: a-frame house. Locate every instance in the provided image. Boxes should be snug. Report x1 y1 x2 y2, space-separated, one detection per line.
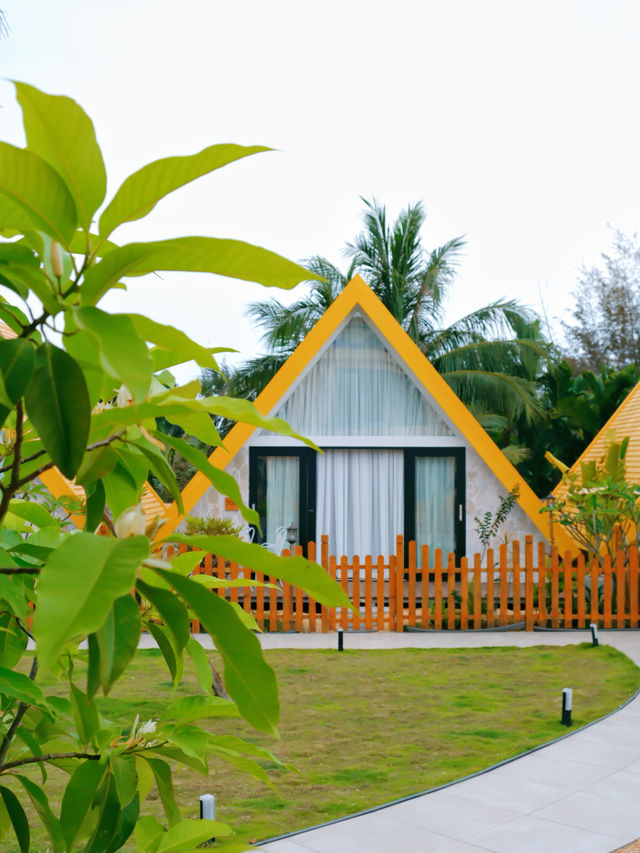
159 276 574 559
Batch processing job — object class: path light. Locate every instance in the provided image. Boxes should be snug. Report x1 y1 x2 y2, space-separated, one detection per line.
286 523 298 551
338 627 344 652
590 623 599 646
200 794 215 842
562 688 573 726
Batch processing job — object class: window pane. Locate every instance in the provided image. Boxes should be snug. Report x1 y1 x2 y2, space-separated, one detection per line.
415 456 455 566
264 456 299 546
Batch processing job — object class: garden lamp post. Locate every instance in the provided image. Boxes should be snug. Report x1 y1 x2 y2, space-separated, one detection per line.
286 523 298 551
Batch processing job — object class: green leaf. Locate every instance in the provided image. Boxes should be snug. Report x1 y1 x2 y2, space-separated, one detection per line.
8 499 59 531
60 760 107 850
69 682 100 747
154 432 256 526
129 439 183 511
109 754 138 808
136 580 190 652
74 307 153 402
130 314 222 371
200 395 320 449
155 818 232 852
0 338 35 426
81 236 321 305
160 694 238 725
0 614 28 667
105 790 139 853
83 770 120 853
186 637 213 695
99 143 268 237
34 533 149 672
162 409 222 448
145 621 181 686
134 814 164 853
154 569 279 735
14 775 64 852
69 231 119 258
0 142 77 245
0 666 47 708
160 724 208 766
85 479 106 534
0 785 29 853
144 758 180 825
76 446 118 486
95 594 141 695
24 343 90 478
101 462 139 520
168 535 352 607
15 81 107 231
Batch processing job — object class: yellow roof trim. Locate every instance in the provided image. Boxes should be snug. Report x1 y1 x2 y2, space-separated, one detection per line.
158 275 575 552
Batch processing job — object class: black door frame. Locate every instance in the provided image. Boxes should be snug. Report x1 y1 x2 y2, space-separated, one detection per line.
248 447 317 550
403 447 466 562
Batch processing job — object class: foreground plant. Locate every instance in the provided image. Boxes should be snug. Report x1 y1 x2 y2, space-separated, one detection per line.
544 435 640 560
0 82 350 852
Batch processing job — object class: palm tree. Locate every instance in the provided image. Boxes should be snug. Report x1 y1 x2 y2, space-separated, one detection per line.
204 199 553 437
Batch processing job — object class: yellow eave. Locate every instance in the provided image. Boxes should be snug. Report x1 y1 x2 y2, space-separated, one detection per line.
158 275 576 553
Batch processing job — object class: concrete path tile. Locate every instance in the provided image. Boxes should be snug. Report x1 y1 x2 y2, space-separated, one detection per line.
442 769 572 813
580 769 640 801
467 814 626 852
493 753 613 790
537 734 636 769
623 758 640 774
257 842 312 853
385 792 519 839
533 789 640 838
282 812 453 852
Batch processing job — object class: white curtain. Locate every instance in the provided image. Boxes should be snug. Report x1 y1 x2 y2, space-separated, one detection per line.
415 456 455 566
316 449 403 558
265 456 299 545
277 318 450 436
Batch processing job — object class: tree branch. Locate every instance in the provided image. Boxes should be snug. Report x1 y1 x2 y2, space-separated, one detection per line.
2 751 100 771
0 400 24 525
15 431 126 491
0 656 37 769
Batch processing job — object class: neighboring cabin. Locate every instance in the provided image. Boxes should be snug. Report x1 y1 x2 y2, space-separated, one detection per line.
160 276 574 559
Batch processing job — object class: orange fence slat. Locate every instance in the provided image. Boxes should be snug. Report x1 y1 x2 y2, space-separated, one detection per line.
486 549 495 628
563 551 573 629
328 556 337 631
524 536 533 631
364 555 373 630
340 555 349 631
616 549 626 628
408 540 416 627
460 557 468 630
603 555 612 628
537 542 547 627
630 547 639 629
576 553 585 628
499 544 508 627
421 546 430 630
512 540 521 624
447 553 456 630
473 553 481 629
433 550 442 630
376 555 385 631
396 535 404 633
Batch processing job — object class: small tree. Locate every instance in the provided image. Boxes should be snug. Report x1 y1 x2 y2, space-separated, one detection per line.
543 436 640 560
563 230 640 372
473 485 520 560
0 83 350 851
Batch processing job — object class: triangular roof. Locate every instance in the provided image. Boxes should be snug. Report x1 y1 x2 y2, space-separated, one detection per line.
158 275 575 550
553 379 640 500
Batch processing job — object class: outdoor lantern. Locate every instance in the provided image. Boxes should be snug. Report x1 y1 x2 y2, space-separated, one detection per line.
286 523 298 548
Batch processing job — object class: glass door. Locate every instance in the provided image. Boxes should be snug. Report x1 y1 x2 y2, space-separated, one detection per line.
404 449 465 565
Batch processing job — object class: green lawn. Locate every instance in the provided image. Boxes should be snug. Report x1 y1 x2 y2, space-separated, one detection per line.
12 643 640 850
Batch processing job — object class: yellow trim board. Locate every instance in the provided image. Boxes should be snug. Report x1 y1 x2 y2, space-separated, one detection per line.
159 275 575 553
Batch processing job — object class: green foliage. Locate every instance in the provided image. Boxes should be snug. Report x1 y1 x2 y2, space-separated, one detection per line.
184 514 244 537
0 83 348 851
473 485 520 558
543 434 640 560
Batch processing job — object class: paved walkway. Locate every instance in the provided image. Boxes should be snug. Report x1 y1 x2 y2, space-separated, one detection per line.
216 630 640 853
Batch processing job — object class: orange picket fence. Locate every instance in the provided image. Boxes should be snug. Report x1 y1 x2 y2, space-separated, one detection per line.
166 535 640 633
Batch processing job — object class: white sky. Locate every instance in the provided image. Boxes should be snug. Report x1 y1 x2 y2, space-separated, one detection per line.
2 0 640 380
